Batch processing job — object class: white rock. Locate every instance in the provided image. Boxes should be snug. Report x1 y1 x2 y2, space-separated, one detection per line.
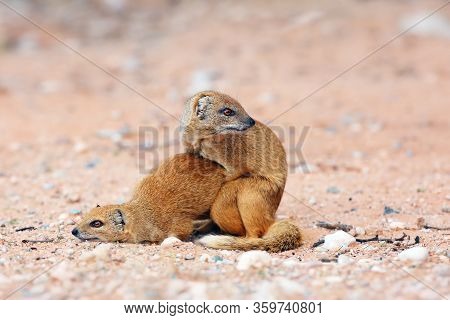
282 258 301 268
237 250 272 271
398 247 429 263
160 236 182 247
322 230 356 251
337 254 354 265
355 227 366 236
276 277 305 295
389 221 406 230
400 14 450 39
79 243 112 262
73 141 88 154
325 276 343 283
49 261 71 281
371 266 386 273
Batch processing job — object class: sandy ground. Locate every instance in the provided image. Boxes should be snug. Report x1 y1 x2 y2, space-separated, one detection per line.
0 0 449 299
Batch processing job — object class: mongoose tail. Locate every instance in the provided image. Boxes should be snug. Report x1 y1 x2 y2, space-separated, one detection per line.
197 220 302 253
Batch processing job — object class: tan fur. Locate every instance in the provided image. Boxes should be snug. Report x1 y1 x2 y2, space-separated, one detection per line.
72 154 226 244
197 221 302 253
182 91 301 251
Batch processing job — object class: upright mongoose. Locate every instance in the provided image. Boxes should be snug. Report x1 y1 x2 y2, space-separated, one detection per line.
180 91 302 250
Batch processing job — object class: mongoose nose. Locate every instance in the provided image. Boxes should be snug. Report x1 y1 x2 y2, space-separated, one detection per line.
71 228 79 237
247 118 256 127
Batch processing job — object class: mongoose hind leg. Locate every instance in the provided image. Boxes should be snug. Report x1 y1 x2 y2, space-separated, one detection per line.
168 217 195 241
192 219 216 234
210 180 246 236
237 178 281 238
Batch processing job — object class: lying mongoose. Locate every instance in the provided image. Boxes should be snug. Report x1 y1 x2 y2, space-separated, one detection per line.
180 91 301 249
72 154 225 243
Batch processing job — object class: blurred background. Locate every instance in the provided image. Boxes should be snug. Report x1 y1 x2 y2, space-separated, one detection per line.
0 0 449 299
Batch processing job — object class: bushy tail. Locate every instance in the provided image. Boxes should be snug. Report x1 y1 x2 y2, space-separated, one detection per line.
196 220 302 253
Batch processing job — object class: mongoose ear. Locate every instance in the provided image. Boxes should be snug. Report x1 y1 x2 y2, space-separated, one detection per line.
96 204 101 208
180 94 212 128
195 95 213 120
113 209 126 230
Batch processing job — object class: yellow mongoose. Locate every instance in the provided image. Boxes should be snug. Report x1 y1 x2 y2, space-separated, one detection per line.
181 91 302 250
72 154 225 243
72 153 301 251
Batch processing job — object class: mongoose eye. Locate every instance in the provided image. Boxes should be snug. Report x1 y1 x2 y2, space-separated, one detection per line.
90 220 104 228
222 108 235 116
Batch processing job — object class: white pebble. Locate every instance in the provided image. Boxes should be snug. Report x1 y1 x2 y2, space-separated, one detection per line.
322 230 356 251
237 250 272 271
49 261 71 281
282 258 301 268
398 247 429 263
389 221 406 230
355 227 366 236
337 254 354 265
79 243 112 262
160 237 182 247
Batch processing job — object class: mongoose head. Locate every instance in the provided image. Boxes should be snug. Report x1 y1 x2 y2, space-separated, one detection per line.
72 205 130 242
180 91 256 138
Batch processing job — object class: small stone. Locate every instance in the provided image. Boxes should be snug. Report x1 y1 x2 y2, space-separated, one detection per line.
199 254 211 263
308 196 316 205
58 213 68 220
184 254 195 260
73 141 88 154
364 244 377 251
42 183 54 190
69 209 82 215
212 255 223 263
337 254 354 265
79 243 112 262
160 237 182 247
325 276 343 283
282 258 301 268
371 266 386 273
441 206 450 213
389 221 406 230
85 159 100 169
432 264 450 277
67 195 81 204
326 186 340 194
237 251 272 271
384 206 399 215
49 261 71 281
355 227 366 236
322 230 356 251
398 246 428 264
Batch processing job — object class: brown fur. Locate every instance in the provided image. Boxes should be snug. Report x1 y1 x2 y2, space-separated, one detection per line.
181 91 301 251
72 154 225 243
